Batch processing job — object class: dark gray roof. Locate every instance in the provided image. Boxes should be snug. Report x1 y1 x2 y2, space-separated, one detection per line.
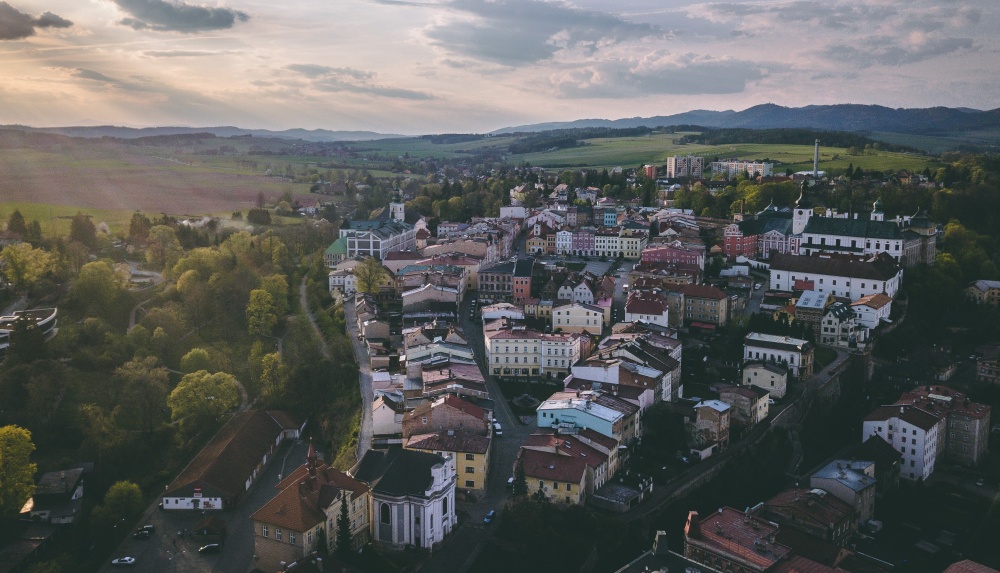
351 448 446 498
823 302 854 320
481 260 516 275
770 252 900 281
802 216 902 240
514 257 535 278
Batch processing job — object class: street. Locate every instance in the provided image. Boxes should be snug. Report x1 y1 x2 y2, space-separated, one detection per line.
342 300 374 460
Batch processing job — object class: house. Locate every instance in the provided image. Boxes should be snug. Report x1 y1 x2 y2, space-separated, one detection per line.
819 302 868 349
251 447 370 572
22 468 85 524
976 343 1000 385
850 292 893 330
693 400 731 449
723 203 797 260
521 431 611 494
420 359 489 400
552 302 604 335
862 404 944 481
402 395 490 439
381 250 425 275
641 242 706 269
793 290 834 338
484 324 542 378
516 448 588 505
768 252 903 301
570 357 665 406
478 258 533 303
405 431 491 495
395 264 467 297
624 291 670 327
683 508 791 573
536 394 625 444
401 284 460 313
350 448 457 549
162 410 303 510
894 385 991 467
845 435 902 494
676 284 729 327
966 279 1000 306
810 459 877 523
328 269 357 297
760 488 857 545
742 362 789 399
372 393 406 448
743 333 814 379
718 385 769 429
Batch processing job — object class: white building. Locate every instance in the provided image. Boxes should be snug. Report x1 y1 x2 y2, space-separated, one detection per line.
742 362 789 399
743 332 815 379
768 252 903 301
338 196 417 260
556 230 574 255
553 302 605 335
485 325 586 379
351 448 457 549
666 155 704 178
710 160 773 178
624 294 670 327
328 269 357 296
850 293 893 330
800 200 905 262
862 405 945 481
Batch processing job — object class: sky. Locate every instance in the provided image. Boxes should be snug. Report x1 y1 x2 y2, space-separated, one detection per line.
0 0 997 134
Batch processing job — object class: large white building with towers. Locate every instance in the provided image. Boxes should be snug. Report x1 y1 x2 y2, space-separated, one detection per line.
338 193 416 259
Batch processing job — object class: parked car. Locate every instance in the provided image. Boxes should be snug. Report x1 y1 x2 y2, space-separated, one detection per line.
139 524 155 533
484 510 496 523
754 283 762 290
198 543 222 554
506 476 514 489
493 422 503 437
111 557 136 566
132 530 151 540
976 478 985 487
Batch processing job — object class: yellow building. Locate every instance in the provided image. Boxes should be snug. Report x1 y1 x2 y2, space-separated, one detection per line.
405 431 491 495
552 302 604 335
518 448 587 505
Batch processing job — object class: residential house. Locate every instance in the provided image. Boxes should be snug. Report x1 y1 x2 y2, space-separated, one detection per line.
522 431 611 494
402 395 491 439
683 508 791 573
743 333 814 379
794 290 835 338
820 302 868 349
536 394 625 444
372 393 406 448
23 468 84 524
516 448 588 505
162 410 303 511
328 269 357 297
760 488 856 545
676 284 729 327
862 404 944 481
401 284 461 314
810 459 877 523
251 449 370 572
552 302 605 335
976 343 1000 385
895 385 991 467
405 431 491 495
624 291 670 327
382 250 425 275
718 385 769 430
966 280 1000 306
350 448 457 549
742 362 789 399
845 436 902 495
693 400 731 449
851 292 893 330
641 242 705 269
419 359 489 400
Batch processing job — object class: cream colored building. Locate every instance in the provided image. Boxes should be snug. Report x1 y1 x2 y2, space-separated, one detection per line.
405 432 491 495
552 302 604 335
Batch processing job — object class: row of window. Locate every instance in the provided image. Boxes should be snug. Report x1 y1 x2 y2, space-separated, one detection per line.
261 525 296 545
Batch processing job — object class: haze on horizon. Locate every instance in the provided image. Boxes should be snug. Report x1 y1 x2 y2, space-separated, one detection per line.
0 0 996 135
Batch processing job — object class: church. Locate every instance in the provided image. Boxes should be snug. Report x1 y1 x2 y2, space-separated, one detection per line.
337 193 416 259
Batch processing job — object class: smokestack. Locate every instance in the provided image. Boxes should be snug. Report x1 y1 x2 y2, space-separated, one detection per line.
813 139 819 178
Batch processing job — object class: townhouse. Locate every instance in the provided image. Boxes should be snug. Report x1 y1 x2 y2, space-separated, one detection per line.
862 405 944 481
743 333 814 379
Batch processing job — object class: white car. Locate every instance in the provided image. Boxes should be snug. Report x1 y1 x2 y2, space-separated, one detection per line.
111 557 136 566
493 422 503 437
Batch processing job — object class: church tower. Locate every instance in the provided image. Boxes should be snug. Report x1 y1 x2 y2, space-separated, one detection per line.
870 199 884 222
390 192 405 222
792 182 813 235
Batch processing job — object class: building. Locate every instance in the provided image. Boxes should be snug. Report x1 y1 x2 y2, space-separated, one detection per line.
967 280 1000 306
536 394 625 444
405 431 491 495
666 155 704 178
522 431 611 494
162 410 303 510
372 393 406 448
337 195 416 259
683 508 791 573
641 242 706 268
328 269 358 297
552 302 605 335
760 488 857 545
22 468 84 524
850 292 893 330
800 201 905 261
768 252 903 301
718 385 769 429
676 284 729 327
742 362 789 399
743 333 814 379
693 400 731 449
723 205 798 261
977 343 1000 385
809 459 877 523
710 160 773 178
516 447 588 505
845 436 902 495
251 448 370 571
895 385 991 467
819 302 868 349
862 404 944 481
350 448 457 549
0 308 58 358
402 395 491 439
624 291 670 327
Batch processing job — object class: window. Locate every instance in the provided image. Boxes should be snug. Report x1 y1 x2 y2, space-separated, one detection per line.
443 497 448 515
262 525 268 538
465 480 475 488
553 482 559 490
307 532 313 544
465 467 475 474
380 503 391 524
566 483 572 491
275 528 282 542
290 532 296 545
465 453 475 461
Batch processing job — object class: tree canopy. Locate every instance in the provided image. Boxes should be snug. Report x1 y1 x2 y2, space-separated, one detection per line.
0 425 36 516
167 371 241 440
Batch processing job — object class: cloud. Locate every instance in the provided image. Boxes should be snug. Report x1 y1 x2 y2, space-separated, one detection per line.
552 51 768 98
423 0 662 66
284 64 434 100
143 49 236 57
111 0 248 33
0 2 72 40
822 35 975 67
697 1 897 29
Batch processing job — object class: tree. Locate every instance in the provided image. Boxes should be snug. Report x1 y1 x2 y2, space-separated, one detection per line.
115 356 170 433
127 212 152 245
4 315 49 365
167 371 241 439
91 481 143 535
6 210 26 236
0 425 36 516
69 212 97 249
0 243 55 291
336 490 352 557
246 289 278 336
145 225 183 272
512 457 528 498
71 261 129 318
353 257 388 295
259 352 289 405
180 348 215 373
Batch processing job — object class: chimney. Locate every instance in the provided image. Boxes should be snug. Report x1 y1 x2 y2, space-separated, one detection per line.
813 139 819 178
653 530 670 555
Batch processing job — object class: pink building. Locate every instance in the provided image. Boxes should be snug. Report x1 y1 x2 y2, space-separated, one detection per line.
640 242 705 269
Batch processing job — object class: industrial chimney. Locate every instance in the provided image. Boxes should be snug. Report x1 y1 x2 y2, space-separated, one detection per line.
813 139 820 179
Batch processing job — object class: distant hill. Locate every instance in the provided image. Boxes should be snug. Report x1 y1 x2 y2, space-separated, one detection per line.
0 124 399 142
493 104 1000 135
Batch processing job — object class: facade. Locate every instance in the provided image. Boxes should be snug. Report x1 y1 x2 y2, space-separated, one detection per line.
338 198 416 260
485 326 541 378
977 344 1000 385
666 155 704 178
761 488 856 545
405 432 491 495
328 269 357 297
552 302 605 335
895 385 991 467
718 385 769 429
967 280 1000 306
850 292 893 330
810 459 877 523
677 284 729 327
522 431 611 493
537 395 625 443
624 292 670 327
693 400 731 449
743 333 814 379
683 508 791 573
512 258 534 305
819 302 868 349
800 201 904 262
350 448 457 549
768 252 903 301
862 405 944 481
710 160 773 178
641 242 705 268
402 395 490 439
742 362 788 399
251 449 369 572
517 448 588 505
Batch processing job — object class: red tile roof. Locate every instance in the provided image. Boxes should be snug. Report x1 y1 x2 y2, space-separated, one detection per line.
677 283 727 300
686 508 792 570
251 461 367 533
521 433 607 469
517 448 587 484
406 431 491 455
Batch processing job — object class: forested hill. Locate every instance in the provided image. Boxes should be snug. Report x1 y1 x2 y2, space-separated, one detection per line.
493 104 1000 135
678 129 922 154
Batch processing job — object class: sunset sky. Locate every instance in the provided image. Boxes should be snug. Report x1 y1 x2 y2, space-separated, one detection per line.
0 0 996 134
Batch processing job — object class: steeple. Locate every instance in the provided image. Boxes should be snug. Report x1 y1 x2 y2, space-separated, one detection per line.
792 181 812 235
390 191 405 222
870 198 884 222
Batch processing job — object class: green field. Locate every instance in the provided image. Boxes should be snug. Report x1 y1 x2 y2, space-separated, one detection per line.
0 202 137 236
